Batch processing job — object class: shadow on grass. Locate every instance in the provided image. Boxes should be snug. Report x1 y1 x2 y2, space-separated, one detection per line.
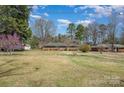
59 53 103 59
0 53 24 56
0 59 39 78
0 59 16 67
0 66 39 78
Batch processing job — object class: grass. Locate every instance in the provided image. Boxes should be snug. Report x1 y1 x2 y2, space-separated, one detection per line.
0 50 124 87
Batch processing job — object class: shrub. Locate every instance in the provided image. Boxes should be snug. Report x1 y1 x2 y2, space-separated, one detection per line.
0 33 22 53
79 44 91 52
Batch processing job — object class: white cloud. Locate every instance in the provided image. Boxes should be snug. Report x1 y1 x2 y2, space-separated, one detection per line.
39 5 47 9
111 5 124 10
57 18 94 28
74 6 88 13
57 19 72 31
30 14 41 19
57 19 71 26
74 5 124 18
74 6 112 17
32 5 38 9
92 6 112 17
32 5 47 10
44 12 49 16
76 19 95 27
88 13 94 17
87 6 112 17
79 6 88 10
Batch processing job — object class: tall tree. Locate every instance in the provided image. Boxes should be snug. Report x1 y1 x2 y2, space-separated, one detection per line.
107 12 118 52
58 34 62 42
0 5 32 42
34 18 56 44
98 24 107 43
120 27 124 45
67 23 76 41
83 27 90 43
75 24 85 44
120 32 124 45
88 22 98 45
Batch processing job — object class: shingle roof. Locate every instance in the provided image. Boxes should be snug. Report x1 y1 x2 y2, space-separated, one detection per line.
44 42 79 47
68 44 79 47
92 44 124 48
113 44 124 48
44 42 67 47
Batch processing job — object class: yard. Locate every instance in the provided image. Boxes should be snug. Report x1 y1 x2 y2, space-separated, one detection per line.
0 50 124 86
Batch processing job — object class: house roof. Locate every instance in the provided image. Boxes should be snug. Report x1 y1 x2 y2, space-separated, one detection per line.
68 43 79 47
44 42 79 47
92 44 124 48
113 44 124 48
44 42 67 47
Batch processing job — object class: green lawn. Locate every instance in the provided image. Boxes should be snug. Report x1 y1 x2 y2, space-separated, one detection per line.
0 50 124 87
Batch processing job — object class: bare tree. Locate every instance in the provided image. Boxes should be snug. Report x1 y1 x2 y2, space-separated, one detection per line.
88 22 99 45
98 24 108 44
44 20 56 42
83 27 90 43
34 18 45 42
34 18 56 46
107 12 118 52
120 27 124 45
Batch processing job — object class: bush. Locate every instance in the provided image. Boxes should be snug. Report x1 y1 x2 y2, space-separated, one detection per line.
79 44 91 52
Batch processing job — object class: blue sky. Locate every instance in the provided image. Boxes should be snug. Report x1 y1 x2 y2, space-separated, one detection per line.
29 5 124 35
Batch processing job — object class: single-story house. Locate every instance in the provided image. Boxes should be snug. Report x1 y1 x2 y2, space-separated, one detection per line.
91 44 124 52
66 44 79 51
42 43 124 52
1 44 31 51
42 42 79 51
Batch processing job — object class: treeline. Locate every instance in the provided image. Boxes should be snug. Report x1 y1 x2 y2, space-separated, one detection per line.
63 13 124 46
2 5 123 51
32 12 124 50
